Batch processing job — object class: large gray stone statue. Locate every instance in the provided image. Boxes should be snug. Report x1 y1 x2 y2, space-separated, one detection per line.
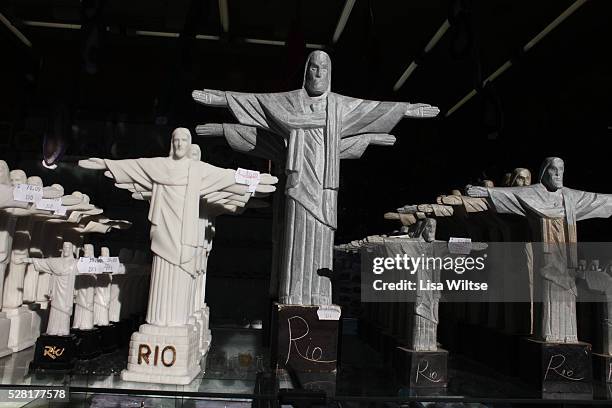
467 157 612 342
193 50 439 305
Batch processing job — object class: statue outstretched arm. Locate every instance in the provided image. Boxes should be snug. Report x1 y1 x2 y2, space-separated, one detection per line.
192 89 228 107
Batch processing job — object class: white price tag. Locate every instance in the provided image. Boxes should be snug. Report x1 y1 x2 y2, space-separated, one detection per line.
13 184 43 203
449 237 473 255
235 168 261 193
36 198 62 212
316 305 341 321
77 257 101 274
99 256 120 273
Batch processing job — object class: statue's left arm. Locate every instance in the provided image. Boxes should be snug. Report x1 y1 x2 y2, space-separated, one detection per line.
574 190 612 220
339 96 439 138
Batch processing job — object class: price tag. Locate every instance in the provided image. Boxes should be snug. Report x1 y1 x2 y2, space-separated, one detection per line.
449 237 473 255
99 256 120 273
235 168 261 193
36 198 63 212
13 184 43 203
317 305 341 321
77 257 101 274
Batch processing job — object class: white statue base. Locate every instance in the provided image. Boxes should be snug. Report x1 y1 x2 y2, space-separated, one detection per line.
192 306 212 357
5 306 36 352
0 313 12 357
121 324 202 385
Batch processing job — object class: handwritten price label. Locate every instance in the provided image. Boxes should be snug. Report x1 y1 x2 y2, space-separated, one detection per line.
449 237 473 255
36 198 62 212
99 256 120 273
13 184 43 203
77 257 101 274
235 168 261 193
316 305 341 321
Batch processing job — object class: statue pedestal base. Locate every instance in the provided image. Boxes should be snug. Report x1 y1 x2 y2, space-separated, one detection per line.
394 346 448 388
72 328 102 360
0 312 12 357
5 306 36 352
593 352 612 383
31 334 77 370
97 324 118 353
519 338 593 395
193 305 211 357
271 303 340 373
121 324 201 385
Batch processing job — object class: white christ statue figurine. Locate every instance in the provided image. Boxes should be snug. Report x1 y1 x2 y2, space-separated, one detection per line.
93 246 112 327
467 157 612 343
17 242 78 336
73 244 96 330
193 50 439 305
78 127 277 384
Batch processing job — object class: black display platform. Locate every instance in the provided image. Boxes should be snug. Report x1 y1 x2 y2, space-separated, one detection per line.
593 352 612 384
394 346 448 388
72 328 102 360
30 333 77 370
270 303 339 373
519 337 593 395
97 324 119 353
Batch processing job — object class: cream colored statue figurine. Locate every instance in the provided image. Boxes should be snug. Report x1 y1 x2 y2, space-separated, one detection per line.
78 127 277 384
17 242 78 336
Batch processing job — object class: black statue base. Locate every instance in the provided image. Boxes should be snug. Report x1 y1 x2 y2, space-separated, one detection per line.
519 338 593 395
97 324 118 353
394 346 448 388
72 328 102 360
593 352 612 384
271 303 339 373
30 334 77 370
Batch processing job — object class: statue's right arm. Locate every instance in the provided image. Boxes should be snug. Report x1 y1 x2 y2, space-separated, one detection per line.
192 89 228 107
78 158 108 171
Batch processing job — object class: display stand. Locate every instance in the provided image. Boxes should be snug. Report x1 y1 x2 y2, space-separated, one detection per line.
519 338 593 396
121 324 201 385
31 333 78 370
72 328 102 359
271 303 340 373
593 352 612 384
394 346 448 388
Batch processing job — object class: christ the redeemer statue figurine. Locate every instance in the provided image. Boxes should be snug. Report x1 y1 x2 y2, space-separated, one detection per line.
79 128 277 384
193 50 439 305
467 157 612 343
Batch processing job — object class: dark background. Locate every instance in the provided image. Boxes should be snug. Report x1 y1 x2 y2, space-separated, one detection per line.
1 0 611 322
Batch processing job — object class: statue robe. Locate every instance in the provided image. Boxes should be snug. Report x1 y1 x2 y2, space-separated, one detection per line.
31 257 77 336
223 89 408 305
104 156 241 326
487 183 612 341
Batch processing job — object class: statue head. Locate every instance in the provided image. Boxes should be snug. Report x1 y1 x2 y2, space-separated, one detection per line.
170 128 192 160
101 246 110 257
189 144 202 161
84 244 94 258
510 168 531 187
451 189 462 196
538 157 564 191
9 169 27 186
481 179 494 188
27 176 43 187
0 161 9 185
62 242 74 258
303 50 331 97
